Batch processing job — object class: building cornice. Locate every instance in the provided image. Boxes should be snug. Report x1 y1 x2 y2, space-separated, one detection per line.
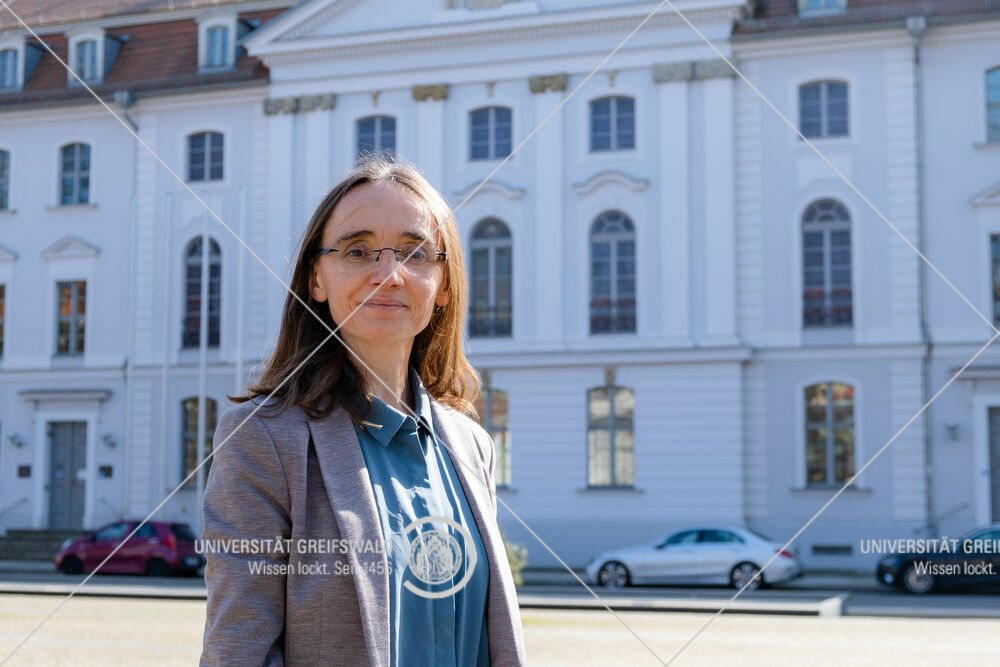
251 3 748 65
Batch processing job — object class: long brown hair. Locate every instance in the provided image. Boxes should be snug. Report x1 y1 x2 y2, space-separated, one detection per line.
228 154 481 425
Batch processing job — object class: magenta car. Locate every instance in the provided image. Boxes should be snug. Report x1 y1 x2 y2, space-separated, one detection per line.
55 520 204 576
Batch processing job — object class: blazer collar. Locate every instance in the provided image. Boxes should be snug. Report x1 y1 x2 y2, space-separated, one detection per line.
307 387 494 667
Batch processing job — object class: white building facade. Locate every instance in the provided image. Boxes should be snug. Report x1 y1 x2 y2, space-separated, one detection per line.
0 0 998 572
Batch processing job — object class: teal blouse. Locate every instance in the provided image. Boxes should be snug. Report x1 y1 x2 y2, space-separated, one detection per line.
349 365 490 666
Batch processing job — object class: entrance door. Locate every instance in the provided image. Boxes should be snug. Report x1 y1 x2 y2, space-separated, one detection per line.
48 421 87 529
988 408 1000 523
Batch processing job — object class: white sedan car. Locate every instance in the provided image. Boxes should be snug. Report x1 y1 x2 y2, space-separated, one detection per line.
584 525 804 590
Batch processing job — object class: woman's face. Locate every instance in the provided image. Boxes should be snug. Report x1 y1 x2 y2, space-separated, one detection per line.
309 181 449 354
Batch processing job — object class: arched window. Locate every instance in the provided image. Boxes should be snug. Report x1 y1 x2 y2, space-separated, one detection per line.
587 382 634 487
60 143 90 205
590 211 635 333
469 106 511 160
183 236 221 348
356 115 396 160
799 80 848 138
181 396 218 483
187 131 224 182
469 218 512 337
987 67 1000 143
0 149 9 210
473 382 510 488
0 48 18 89
590 96 634 152
802 199 852 327
804 382 855 486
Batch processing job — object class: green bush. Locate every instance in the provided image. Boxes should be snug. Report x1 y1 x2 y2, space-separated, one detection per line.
501 531 528 586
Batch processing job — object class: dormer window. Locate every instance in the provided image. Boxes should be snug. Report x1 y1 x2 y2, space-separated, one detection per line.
205 26 230 68
0 36 41 91
66 29 121 86
0 49 17 89
76 40 98 82
197 12 250 71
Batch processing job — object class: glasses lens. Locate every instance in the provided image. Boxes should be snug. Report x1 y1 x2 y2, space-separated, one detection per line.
399 243 432 264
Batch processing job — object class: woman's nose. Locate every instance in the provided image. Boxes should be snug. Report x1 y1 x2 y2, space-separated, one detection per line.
370 252 404 284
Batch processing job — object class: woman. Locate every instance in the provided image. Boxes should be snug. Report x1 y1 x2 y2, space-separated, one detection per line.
200 155 527 666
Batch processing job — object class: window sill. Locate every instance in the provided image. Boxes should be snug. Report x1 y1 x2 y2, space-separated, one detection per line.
51 354 86 369
973 141 1000 151
198 65 236 74
47 203 97 211
796 134 850 143
0 208 15 216
577 486 644 494
496 485 516 493
790 485 871 495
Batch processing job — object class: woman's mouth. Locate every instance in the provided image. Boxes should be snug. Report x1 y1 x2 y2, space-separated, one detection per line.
364 301 406 310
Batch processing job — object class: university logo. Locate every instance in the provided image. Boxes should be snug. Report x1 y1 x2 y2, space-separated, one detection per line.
403 515 477 599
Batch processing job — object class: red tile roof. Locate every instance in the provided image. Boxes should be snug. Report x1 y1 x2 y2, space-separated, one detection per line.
0 0 264 31
0 7 287 108
736 0 1000 35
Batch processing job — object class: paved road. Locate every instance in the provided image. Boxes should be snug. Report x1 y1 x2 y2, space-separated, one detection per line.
3 571 999 618
1 593 999 665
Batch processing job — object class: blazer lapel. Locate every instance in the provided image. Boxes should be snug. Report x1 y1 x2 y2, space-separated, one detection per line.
308 406 390 667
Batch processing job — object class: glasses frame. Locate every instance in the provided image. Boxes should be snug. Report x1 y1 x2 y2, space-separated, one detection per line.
313 245 447 266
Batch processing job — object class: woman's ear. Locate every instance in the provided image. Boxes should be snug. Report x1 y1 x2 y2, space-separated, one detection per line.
435 284 449 308
310 264 328 303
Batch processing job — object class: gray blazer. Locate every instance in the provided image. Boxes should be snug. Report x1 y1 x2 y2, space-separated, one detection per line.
199 394 527 666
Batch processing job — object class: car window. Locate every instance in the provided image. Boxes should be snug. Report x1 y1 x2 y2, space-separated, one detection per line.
93 522 128 541
133 523 157 539
698 530 743 544
665 530 699 545
170 523 197 541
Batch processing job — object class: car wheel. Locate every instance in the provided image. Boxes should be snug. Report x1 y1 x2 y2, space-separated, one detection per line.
730 562 762 591
598 561 630 588
145 558 171 578
61 555 83 575
901 562 934 594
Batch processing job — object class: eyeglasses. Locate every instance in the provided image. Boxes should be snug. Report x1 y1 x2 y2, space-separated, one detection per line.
314 241 447 272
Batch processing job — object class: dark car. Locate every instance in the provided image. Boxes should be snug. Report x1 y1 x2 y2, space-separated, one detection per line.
55 520 204 577
876 522 1000 594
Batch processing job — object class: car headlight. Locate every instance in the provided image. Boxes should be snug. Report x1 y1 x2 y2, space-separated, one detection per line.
61 538 74 550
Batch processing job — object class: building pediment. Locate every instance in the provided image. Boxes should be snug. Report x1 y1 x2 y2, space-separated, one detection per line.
0 244 17 263
971 180 1000 207
41 235 100 260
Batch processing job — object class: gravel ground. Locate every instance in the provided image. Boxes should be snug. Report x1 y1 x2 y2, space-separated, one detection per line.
2 594 999 665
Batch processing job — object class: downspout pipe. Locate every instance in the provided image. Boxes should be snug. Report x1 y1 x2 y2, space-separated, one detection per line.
906 15 937 538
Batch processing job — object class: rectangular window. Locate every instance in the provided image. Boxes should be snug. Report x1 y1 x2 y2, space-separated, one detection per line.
473 386 511 488
55 281 86 355
75 40 97 82
0 284 5 357
988 69 1000 143
587 386 635 487
206 27 230 68
798 0 847 16
188 132 224 182
0 150 9 210
0 49 17 89
60 144 91 205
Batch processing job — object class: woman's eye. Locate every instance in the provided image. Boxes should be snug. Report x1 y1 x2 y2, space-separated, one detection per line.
345 247 367 258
